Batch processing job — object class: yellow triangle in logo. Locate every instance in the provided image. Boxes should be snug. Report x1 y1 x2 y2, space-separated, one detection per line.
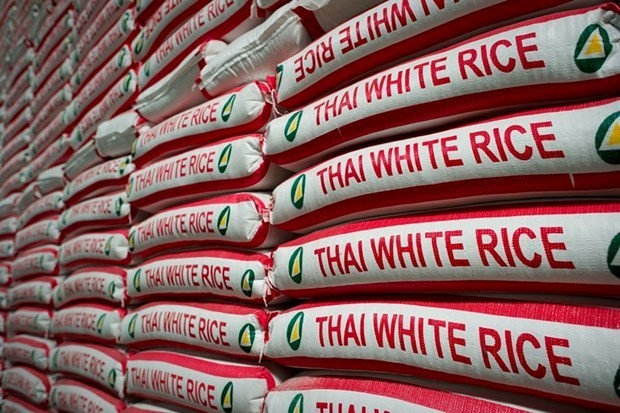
292 256 301 277
608 123 620 146
294 183 303 204
242 277 250 290
290 319 301 342
222 390 232 408
586 32 604 56
219 213 228 229
240 329 251 347
292 401 302 413
287 115 299 136
220 150 229 165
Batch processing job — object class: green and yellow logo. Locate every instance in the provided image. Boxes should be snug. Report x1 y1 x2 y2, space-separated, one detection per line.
108 282 116 298
133 269 142 292
217 206 231 236
221 381 234 413
30 349 36 362
287 312 304 351
117 47 128 68
614 365 620 397
55 287 63 304
131 139 138 158
143 59 151 78
276 64 284 90
608 233 620 279
51 349 60 369
574 24 612 73
241 269 255 297
595 111 620 164
285 111 303 142
127 314 138 338
107 369 117 388
221 94 237 122
115 197 124 217
122 73 132 93
96 314 106 334
126 177 134 197
104 237 113 256
288 393 304 413
121 12 131 32
238 323 256 353
128 230 136 253
290 174 306 210
119 158 129 176
134 32 145 55
218 144 233 173
288 247 303 284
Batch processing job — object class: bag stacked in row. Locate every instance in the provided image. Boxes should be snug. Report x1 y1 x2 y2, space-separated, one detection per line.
1 1 619 413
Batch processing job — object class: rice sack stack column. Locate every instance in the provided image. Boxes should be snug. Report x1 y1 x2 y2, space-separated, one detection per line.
259 2 620 412
119 3 308 411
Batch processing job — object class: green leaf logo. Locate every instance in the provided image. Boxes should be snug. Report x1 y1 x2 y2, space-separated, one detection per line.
134 32 145 55
122 74 132 93
238 323 256 353
128 230 135 253
221 382 234 413
607 233 620 279
51 349 60 369
218 144 233 173
289 393 304 413
221 94 237 122
107 369 117 388
96 314 106 334
217 207 231 236
574 24 612 73
595 111 620 164
288 247 303 284
104 238 113 256
126 177 134 197
241 269 255 297
287 312 304 351
143 59 151 78
127 314 138 338
276 64 284 90
285 111 303 142
108 282 116 298
133 269 142 293
115 197 124 217
290 174 306 210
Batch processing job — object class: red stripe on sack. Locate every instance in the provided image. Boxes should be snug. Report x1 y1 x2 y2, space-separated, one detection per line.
134 100 272 168
55 378 125 408
270 76 620 165
64 176 130 208
292 6 325 40
124 339 260 359
275 171 620 231
140 2 209 62
56 303 126 313
279 200 620 246
279 0 615 108
142 4 252 91
272 356 617 412
279 375 526 412
131 161 271 210
60 216 132 243
56 342 127 365
278 280 620 300
70 266 128 278
287 296 620 329
128 301 269 318
8 336 51 351
129 350 277 388
61 256 131 270
3 396 48 413
53 332 118 345
134 229 270 259
133 249 270 275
